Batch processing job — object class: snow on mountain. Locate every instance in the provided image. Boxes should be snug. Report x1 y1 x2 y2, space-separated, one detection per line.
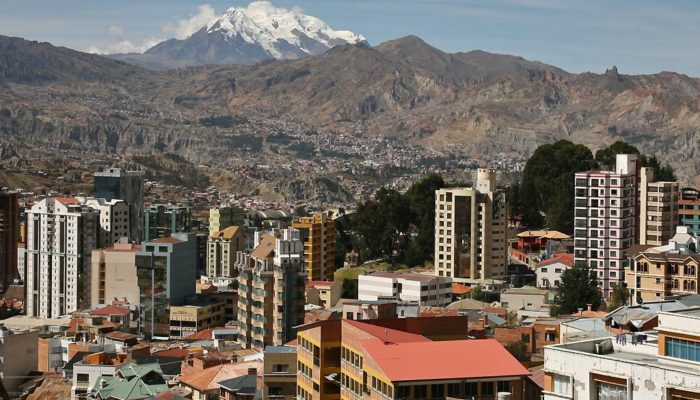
209 4 365 59
108 2 365 70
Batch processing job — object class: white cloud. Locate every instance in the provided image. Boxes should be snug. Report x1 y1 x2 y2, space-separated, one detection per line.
88 36 163 54
243 1 299 17
107 25 124 36
173 4 217 40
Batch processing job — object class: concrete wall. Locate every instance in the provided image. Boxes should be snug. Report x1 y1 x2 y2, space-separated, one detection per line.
1 329 40 394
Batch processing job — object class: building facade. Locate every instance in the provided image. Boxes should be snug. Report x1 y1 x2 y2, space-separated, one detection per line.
680 187 700 235
292 212 336 281
639 168 679 246
82 197 130 248
543 307 700 399
0 326 40 396
263 345 297 400
626 226 700 304
0 190 19 292
574 154 639 296
93 168 144 243
135 233 197 339
143 204 192 242
26 197 99 318
358 271 452 307
90 238 141 308
207 226 246 288
236 229 306 350
168 301 226 339
296 317 528 400
209 206 243 236
434 169 508 282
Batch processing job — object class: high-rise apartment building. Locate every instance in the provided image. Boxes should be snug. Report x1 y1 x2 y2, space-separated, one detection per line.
680 187 700 235
639 168 679 246
236 229 305 350
135 233 197 339
358 271 452 307
434 169 508 282
90 238 141 308
25 197 99 318
81 198 130 248
0 191 19 292
292 212 336 281
143 204 191 242
206 226 247 287
137 233 197 338
574 154 639 295
209 206 244 236
93 168 144 243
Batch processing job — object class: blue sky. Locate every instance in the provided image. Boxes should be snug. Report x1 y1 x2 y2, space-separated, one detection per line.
1 0 699 76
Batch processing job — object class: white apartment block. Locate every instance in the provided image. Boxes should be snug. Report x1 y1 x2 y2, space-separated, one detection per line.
206 226 246 288
639 167 679 246
358 271 452 307
574 154 638 296
81 197 130 247
543 307 700 399
434 169 508 282
26 197 99 318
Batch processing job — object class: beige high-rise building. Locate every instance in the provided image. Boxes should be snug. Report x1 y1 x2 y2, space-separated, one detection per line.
236 228 306 350
206 225 246 287
90 238 141 308
434 169 507 282
209 206 241 236
292 212 335 281
639 167 679 246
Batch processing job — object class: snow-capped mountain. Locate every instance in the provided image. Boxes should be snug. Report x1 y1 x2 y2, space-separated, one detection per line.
109 3 365 70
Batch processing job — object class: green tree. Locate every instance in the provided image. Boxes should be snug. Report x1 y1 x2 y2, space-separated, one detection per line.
594 140 639 170
505 341 530 362
404 174 446 265
608 283 630 310
471 285 485 301
551 262 603 315
519 140 597 232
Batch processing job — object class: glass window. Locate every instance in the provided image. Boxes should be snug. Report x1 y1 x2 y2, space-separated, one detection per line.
481 381 495 396
552 373 571 396
666 337 700 362
596 382 626 400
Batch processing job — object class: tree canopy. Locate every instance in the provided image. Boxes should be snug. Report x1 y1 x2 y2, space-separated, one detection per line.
350 174 445 266
551 262 603 315
510 140 677 233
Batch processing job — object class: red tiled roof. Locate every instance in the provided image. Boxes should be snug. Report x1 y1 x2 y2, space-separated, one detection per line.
185 327 227 341
362 339 529 382
55 197 79 205
345 320 431 344
452 283 471 295
538 253 574 268
179 361 261 391
91 305 129 316
152 348 194 359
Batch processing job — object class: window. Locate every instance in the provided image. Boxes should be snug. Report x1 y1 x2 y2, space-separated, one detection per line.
596 382 626 400
551 373 571 396
465 382 478 396
431 384 445 397
481 381 495 396
272 364 289 373
666 337 700 362
497 381 511 393
77 373 90 382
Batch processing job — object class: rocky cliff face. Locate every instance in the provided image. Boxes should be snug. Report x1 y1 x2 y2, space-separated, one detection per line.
2 35 700 188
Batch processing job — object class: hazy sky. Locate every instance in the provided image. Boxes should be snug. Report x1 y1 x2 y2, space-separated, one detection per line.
1 0 699 76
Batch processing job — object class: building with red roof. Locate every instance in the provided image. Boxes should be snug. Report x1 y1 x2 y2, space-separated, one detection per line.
536 252 575 289
296 316 530 399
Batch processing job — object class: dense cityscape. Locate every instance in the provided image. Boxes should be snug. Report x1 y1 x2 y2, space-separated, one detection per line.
2 1 700 399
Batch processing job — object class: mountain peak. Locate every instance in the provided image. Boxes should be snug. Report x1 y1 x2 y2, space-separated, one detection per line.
114 2 365 69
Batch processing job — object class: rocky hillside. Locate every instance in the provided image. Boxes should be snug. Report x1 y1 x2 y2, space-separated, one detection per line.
1 34 699 189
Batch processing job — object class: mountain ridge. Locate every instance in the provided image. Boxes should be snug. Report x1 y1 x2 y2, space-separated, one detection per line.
1 34 699 187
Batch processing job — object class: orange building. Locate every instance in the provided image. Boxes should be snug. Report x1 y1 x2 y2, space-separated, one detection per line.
292 213 336 281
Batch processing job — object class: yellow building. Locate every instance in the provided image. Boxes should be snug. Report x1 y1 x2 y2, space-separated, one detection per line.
639 167 679 246
263 345 298 399
627 236 700 304
296 317 529 400
293 213 336 281
168 301 226 339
